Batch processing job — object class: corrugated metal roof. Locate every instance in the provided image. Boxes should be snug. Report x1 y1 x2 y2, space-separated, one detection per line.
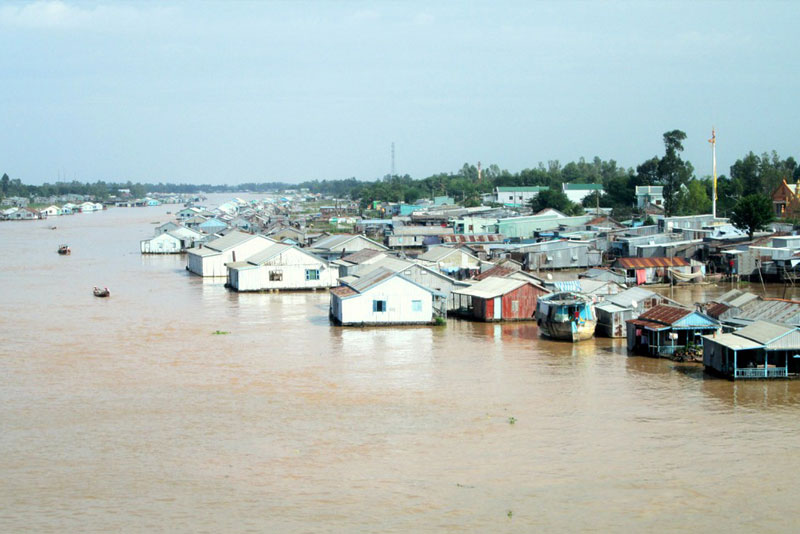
453 276 527 299
741 299 800 324
440 234 504 243
616 257 690 269
627 318 670 331
702 332 763 350
205 230 263 252
607 287 658 308
418 246 467 262
348 267 396 293
355 257 414 278
638 305 692 325
474 265 516 281
735 321 795 345
245 243 292 265
705 302 730 318
596 302 629 313
331 286 357 298
728 292 759 308
764 329 800 350
340 249 384 264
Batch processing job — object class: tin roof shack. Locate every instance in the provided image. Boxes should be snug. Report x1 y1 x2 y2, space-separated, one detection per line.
332 249 388 277
497 214 594 239
452 277 549 322
339 257 469 314
579 268 626 284
614 257 691 285
595 287 677 338
703 290 800 328
626 305 719 357
659 214 716 233
227 243 336 292
545 279 625 300
387 226 453 251
141 232 184 254
417 246 481 277
703 321 800 379
186 231 276 277
308 234 389 260
510 239 602 270
329 268 443 326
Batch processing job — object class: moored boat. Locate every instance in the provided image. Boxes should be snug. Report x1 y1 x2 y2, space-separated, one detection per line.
535 291 597 342
57 244 70 255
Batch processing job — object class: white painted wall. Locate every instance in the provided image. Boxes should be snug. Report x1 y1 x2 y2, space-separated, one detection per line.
335 276 433 325
189 236 275 277
141 233 182 254
231 248 336 291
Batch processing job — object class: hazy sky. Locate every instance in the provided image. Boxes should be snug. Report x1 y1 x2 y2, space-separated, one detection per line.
1 1 798 185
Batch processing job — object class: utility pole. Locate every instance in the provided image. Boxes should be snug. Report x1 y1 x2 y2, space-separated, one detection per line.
709 128 717 219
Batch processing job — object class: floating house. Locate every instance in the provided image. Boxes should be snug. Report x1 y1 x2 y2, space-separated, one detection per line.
227 243 336 292
626 305 719 357
614 257 692 285
309 234 388 260
186 231 275 277
595 287 676 338
329 267 442 326
702 321 800 379
453 277 549 322
417 246 481 275
141 232 184 254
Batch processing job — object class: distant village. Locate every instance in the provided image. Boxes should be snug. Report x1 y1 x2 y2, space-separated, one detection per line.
121 184 800 381
6 178 800 380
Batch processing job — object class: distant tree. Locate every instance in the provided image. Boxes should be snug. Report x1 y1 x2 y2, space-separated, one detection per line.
657 130 694 217
1 173 9 196
635 157 661 186
730 194 775 240
528 188 583 216
680 179 712 215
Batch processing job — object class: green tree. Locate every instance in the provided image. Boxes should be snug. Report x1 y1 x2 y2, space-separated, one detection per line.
657 130 694 216
730 194 775 240
528 188 583 216
680 179 712 215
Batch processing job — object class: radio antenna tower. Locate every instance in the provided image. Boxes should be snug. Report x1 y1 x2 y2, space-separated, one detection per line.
391 142 396 176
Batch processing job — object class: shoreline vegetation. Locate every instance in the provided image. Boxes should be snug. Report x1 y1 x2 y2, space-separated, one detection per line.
2 131 799 220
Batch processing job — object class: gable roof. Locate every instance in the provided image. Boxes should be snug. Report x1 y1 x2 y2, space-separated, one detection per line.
334 267 441 299
636 304 718 328
418 246 479 263
340 249 385 264
452 277 530 299
205 230 272 252
734 321 795 345
312 234 388 251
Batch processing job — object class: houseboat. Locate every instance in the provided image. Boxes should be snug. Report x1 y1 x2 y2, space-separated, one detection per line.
535 291 597 342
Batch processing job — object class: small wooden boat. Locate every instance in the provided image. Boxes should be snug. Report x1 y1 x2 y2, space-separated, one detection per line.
535 291 597 342
57 245 71 255
93 286 110 298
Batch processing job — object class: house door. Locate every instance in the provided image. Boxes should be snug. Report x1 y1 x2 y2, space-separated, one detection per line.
493 297 502 320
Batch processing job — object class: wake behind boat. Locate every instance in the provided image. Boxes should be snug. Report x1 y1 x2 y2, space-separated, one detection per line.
535 291 596 342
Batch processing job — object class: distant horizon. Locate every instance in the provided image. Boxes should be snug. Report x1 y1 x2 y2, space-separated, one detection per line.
2 1 798 185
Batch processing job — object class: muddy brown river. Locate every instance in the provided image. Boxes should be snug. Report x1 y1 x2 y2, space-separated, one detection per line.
2 196 799 532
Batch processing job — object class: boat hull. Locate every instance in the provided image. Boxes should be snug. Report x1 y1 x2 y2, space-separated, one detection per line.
538 318 597 342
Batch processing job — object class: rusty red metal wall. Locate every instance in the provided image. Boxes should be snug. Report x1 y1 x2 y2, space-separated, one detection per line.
500 284 545 320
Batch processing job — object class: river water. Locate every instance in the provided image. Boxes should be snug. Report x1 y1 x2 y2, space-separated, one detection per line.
2 198 800 533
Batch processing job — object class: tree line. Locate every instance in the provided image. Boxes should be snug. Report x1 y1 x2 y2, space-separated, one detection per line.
3 130 798 220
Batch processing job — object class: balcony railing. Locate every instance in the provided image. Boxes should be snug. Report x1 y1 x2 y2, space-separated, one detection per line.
734 367 788 379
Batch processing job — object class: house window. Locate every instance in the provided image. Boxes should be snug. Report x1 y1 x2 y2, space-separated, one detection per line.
305 269 320 281
511 300 519 313
373 300 387 312
270 270 283 281
412 300 422 312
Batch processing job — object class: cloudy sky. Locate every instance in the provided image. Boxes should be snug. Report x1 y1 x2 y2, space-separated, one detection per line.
1 1 798 185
